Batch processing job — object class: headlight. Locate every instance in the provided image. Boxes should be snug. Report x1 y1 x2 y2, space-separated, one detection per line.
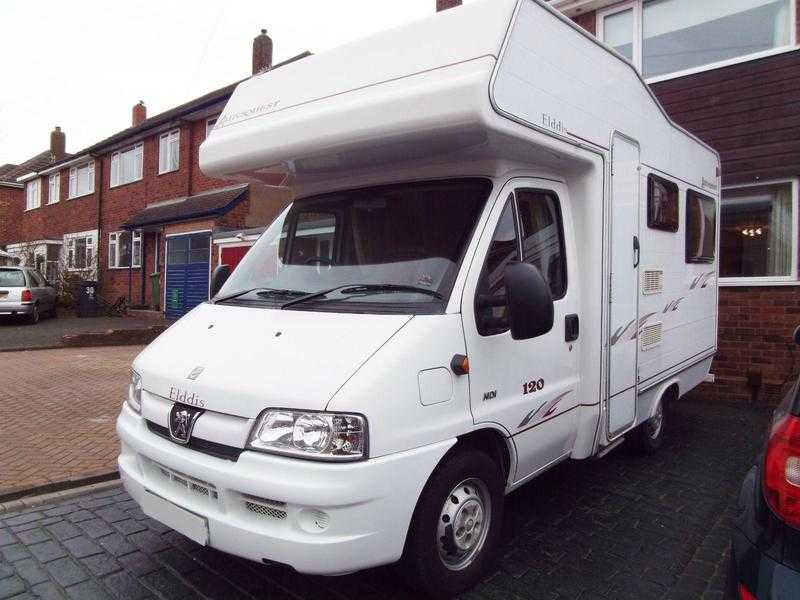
128 370 143 414
248 409 367 461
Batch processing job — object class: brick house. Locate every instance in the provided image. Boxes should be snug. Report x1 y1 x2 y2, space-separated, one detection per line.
1 32 306 318
543 0 800 402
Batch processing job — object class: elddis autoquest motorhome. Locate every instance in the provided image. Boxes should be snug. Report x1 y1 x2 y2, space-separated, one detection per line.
116 0 720 595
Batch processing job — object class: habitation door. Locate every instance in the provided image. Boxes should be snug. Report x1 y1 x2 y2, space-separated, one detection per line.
608 134 641 439
165 232 211 319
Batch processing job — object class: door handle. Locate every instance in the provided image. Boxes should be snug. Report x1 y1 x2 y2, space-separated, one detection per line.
633 235 640 268
565 314 579 342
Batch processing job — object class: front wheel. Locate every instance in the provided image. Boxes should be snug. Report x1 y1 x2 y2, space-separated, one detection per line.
400 448 504 598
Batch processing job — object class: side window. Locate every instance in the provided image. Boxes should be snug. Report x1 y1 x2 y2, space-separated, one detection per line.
29 270 45 287
516 189 567 299
475 197 518 336
290 212 337 265
648 174 679 232
686 190 717 263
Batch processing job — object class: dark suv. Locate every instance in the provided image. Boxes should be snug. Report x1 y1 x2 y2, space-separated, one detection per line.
727 328 800 599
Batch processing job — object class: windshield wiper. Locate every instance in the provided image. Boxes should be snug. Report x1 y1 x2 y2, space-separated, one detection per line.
214 287 306 304
281 283 442 309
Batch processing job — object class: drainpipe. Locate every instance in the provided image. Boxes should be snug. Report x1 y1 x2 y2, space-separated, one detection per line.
95 155 103 288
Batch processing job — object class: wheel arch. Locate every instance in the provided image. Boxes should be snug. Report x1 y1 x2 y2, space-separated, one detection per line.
454 426 515 488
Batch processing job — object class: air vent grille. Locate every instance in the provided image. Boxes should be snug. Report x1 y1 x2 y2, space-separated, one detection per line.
640 322 663 351
244 497 287 520
154 463 218 501
643 270 664 295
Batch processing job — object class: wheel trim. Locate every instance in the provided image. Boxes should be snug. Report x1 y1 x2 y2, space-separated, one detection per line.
437 477 491 571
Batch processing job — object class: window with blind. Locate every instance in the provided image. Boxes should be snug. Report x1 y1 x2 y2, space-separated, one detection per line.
110 143 143 187
25 179 41 210
599 0 793 80
686 190 717 263
69 162 95 198
48 174 60 204
159 129 180 174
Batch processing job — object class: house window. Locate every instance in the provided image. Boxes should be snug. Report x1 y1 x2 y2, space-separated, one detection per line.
25 179 41 210
110 143 143 187
686 190 717 263
599 0 793 80
158 129 180 174
48 174 60 204
108 231 142 268
647 174 679 232
206 117 218 139
720 180 797 282
65 232 96 271
69 161 95 198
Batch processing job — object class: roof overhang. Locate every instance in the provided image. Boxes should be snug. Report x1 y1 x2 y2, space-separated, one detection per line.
122 184 249 230
15 172 38 183
39 154 94 175
549 0 618 17
0 180 23 189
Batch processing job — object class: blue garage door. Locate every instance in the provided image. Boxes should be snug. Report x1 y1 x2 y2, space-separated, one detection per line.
165 233 211 319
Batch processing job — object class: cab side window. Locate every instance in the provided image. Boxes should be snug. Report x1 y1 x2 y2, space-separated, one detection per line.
475 189 568 336
475 197 518 336
517 190 567 299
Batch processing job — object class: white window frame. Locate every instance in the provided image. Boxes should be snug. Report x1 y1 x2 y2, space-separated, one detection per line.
206 117 218 139
25 179 41 211
68 161 95 199
110 143 144 188
597 0 798 84
48 174 60 205
108 230 142 269
158 129 180 175
63 230 98 273
719 178 799 287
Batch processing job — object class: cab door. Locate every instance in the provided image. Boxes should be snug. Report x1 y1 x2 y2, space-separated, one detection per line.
462 180 579 483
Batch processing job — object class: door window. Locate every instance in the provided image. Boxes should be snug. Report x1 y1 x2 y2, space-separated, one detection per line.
167 237 188 265
517 190 567 299
189 235 210 264
475 189 568 336
475 196 519 336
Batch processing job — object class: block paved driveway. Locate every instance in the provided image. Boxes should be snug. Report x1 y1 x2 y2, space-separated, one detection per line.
0 399 771 600
0 347 144 497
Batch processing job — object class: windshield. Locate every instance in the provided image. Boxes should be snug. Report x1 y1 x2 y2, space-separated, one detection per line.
217 179 492 313
0 270 25 287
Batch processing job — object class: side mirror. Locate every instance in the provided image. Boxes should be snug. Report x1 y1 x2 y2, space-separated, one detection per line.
794 325 800 345
504 262 554 340
210 264 231 298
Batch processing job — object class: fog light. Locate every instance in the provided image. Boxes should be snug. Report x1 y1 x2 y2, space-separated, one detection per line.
298 508 330 533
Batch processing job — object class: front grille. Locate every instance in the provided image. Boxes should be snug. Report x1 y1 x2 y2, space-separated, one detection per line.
244 496 287 520
154 463 218 501
146 421 242 462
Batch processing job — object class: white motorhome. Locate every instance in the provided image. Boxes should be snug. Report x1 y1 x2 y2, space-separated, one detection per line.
116 0 720 595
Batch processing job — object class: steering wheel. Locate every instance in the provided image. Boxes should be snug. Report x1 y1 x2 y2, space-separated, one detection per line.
304 256 334 266
304 256 334 274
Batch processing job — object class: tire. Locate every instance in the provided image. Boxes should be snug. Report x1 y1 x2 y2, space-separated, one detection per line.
28 303 40 325
633 399 665 454
400 447 504 598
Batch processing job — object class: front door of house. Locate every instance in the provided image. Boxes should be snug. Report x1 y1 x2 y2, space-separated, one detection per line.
165 232 211 319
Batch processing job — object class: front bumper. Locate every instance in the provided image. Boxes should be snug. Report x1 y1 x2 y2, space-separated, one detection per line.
730 467 800 599
117 404 454 575
0 301 33 316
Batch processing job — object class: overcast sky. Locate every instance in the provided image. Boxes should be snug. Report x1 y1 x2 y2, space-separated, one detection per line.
0 0 478 166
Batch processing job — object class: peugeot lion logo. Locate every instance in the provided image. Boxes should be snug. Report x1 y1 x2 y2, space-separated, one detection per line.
168 403 204 445
187 366 204 380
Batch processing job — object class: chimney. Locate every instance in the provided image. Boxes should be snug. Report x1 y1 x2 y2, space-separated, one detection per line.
132 101 147 127
252 29 273 75
50 126 66 161
437 0 462 11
